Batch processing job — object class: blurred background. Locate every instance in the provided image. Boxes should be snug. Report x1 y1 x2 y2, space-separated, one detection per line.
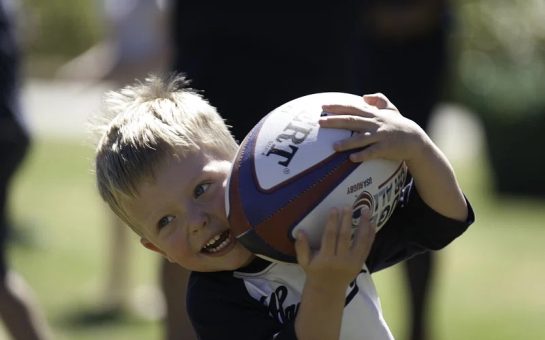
2 0 544 339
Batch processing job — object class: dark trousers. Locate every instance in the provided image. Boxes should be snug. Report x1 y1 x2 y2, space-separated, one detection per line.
0 116 30 278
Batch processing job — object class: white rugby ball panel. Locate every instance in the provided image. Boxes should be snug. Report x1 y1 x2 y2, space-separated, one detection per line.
253 93 354 190
226 92 407 262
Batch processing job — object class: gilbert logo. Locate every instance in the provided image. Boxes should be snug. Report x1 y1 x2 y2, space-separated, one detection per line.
264 109 316 167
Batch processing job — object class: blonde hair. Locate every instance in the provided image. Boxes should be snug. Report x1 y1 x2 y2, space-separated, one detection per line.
93 73 238 228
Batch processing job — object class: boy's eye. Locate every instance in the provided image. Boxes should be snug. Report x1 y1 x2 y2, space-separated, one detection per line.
194 183 210 198
158 215 175 230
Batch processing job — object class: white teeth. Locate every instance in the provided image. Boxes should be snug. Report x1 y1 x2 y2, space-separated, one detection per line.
205 234 221 247
208 238 231 253
203 232 231 253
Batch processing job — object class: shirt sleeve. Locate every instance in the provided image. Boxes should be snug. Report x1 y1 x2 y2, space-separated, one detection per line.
188 270 297 340
366 179 475 273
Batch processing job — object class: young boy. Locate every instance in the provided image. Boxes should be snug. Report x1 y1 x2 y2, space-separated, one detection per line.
94 74 473 340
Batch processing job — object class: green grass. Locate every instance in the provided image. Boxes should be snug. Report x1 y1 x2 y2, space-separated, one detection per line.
375 157 545 340
5 138 162 339
4 138 545 339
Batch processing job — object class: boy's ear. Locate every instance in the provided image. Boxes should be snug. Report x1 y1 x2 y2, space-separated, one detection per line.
140 238 165 256
140 238 176 263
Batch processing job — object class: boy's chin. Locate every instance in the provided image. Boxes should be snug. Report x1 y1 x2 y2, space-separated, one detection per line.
221 246 255 270
193 245 255 272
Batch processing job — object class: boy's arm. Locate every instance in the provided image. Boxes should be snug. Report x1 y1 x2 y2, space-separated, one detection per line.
366 179 474 273
403 132 467 221
293 207 375 340
320 93 468 223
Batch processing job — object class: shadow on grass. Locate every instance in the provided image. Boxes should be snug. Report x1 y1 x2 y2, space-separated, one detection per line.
57 305 155 329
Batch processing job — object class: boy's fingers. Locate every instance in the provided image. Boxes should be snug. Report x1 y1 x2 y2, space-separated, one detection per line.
333 132 380 154
352 207 375 259
319 115 376 133
320 208 339 255
295 231 310 266
337 206 353 253
363 93 397 111
348 142 383 163
362 93 387 109
321 104 376 118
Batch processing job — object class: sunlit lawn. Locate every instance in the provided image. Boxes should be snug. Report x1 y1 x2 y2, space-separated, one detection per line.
4 137 545 339
6 138 162 339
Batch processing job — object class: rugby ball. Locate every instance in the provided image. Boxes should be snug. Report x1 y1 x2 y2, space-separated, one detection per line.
226 92 407 263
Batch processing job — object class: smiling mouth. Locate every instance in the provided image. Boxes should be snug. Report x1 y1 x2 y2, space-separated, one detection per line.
201 230 233 254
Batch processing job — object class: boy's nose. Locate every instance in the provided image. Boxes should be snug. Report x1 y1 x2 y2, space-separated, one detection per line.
188 211 207 233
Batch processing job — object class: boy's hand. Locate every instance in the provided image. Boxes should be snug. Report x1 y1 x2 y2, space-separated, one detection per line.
295 206 375 291
294 207 376 340
320 93 469 223
319 93 428 164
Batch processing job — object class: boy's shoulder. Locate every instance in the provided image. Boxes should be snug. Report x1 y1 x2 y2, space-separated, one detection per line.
187 257 305 318
187 259 293 339
188 257 274 301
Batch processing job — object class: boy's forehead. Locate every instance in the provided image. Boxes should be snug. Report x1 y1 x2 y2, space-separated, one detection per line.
176 146 234 165
185 149 233 176
132 149 232 193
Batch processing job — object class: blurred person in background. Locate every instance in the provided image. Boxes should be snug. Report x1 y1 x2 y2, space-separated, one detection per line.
169 2 358 338
58 1 195 339
354 1 454 340
57 0 170 86
0 0 52 338
170 2 358 142
117 3 361 337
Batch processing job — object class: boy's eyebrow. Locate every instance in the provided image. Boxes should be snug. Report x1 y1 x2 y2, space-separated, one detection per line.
201 159 232 174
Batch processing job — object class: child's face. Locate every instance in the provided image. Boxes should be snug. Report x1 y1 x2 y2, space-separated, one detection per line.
122 150 255 272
